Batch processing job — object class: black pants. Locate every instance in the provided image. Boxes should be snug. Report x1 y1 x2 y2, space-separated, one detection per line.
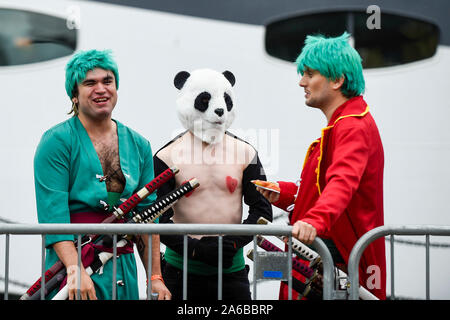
162 262 252 300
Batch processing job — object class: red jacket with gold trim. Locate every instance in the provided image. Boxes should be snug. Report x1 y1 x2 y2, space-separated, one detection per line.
274 96 386 300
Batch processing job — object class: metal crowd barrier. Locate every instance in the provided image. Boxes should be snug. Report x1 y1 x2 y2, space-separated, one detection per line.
0 223 337 300
347 225 450 300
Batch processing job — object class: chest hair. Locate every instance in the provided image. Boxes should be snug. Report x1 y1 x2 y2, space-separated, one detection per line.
92 135 125 193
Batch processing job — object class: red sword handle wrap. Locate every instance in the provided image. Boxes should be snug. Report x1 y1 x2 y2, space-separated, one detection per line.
114 166 179 217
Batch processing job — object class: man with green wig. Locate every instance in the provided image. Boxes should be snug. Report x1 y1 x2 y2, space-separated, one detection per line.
34 49 171 300
257 32 386 299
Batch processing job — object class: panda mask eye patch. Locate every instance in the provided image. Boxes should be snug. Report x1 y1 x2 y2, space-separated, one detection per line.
194 91 211 112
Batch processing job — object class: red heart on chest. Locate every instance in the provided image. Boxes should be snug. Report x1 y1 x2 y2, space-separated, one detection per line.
226 176 238 194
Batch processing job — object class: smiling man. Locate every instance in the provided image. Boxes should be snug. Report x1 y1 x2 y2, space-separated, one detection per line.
256 33 386 300
34 49 171 300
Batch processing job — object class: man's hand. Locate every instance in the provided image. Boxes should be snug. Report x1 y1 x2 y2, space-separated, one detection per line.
256 185 280 203
67 265 97 300
53 241 97 300
291 220 317 245
151 278 172 300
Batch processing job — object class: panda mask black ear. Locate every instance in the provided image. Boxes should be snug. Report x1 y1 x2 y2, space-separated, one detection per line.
222 71 235 87
174 71 191 90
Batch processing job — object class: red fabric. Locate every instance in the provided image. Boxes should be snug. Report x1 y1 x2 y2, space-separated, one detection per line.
70 211 134 254
70 211 125 224
276 96 386 300
59 212 134 290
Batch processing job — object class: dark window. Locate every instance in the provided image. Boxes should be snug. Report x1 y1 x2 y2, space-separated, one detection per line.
265 11 439 68
0 8 77 66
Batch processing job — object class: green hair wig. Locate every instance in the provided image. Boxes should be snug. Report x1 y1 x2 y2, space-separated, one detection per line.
65 49 119 98
296 32 365 98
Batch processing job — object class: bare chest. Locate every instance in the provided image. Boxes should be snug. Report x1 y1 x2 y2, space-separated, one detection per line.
92 136 125 193
157 135 255 224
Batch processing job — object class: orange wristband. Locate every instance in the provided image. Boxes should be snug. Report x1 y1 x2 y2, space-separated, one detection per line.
147 274 165 285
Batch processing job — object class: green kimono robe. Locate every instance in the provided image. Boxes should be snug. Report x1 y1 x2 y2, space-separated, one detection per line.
34 116 156 300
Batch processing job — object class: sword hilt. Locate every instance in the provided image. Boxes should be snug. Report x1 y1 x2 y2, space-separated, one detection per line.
246 249 322 300
132 178 200 224
256 235 315 279
257 217 320 264
113 166 179 219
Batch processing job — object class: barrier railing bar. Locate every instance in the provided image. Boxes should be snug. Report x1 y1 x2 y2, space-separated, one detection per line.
348 225 450 300
41 235 46 300
4 234 9 300
288 235 292 300
0 223 337 300
112 234 117 300
425 234 430 300
390 235 395 300
146 235 152 299
218 235 223 300
77 234 82 300
252 235 257 300
183 235 187 300
310 237 335 300
0 223 293 236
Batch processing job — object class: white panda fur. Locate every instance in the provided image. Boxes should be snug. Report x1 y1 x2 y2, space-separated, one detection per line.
174 68 236 145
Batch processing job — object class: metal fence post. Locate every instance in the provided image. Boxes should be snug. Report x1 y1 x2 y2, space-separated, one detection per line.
40 234 46 300
218 235 223 300
311 237 335 300
0 222 349 301
425 234 430 300
348 225 450 300
390 234 395 300
147 234 152 300
4 234 9 300
183 234 188 300
77 234 82 300
112 234 117 300
253 235 257 300
287 235 292 300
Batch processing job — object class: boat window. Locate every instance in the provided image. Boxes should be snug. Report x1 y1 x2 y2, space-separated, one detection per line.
265 11 439 68
0 8 77 66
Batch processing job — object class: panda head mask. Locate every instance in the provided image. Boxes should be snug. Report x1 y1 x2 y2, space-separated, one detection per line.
174 68 236 145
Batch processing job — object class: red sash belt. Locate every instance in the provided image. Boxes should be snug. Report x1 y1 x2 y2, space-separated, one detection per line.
58 212 135 290
70 211 134 255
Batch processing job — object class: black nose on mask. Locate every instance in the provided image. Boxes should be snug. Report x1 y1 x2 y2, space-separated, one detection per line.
215 108 224 117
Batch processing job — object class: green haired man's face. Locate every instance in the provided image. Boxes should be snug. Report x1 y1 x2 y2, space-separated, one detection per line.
72 68 118 121
299 66 345 110
299 67 332 108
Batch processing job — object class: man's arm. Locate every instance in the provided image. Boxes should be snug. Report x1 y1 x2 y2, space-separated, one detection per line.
34 129 98 300
136 234 172 300
297 122 370 240
53 241 97 300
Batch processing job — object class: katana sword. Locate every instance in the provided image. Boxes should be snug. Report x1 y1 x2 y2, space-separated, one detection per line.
20 166 179 300
105 165 180 221
257 217 320 266
52 238 130 300
246 249 322 300
257 218 379 300
255 235 324 299
127 177 199 225
52 178 200 300
255 235 316 279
